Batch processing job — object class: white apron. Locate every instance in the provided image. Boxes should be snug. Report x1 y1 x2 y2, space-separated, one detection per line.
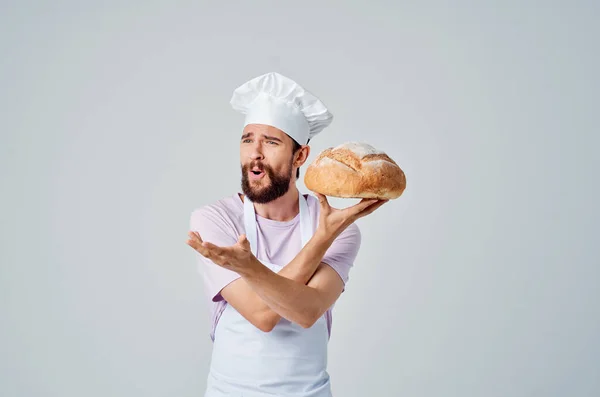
204 193 332 397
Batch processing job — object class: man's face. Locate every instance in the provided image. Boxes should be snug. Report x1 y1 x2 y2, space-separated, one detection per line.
240 124 296 204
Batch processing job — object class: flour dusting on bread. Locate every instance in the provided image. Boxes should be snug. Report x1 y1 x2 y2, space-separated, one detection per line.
334 142 384 158
365 158 398 167
319 156 358 173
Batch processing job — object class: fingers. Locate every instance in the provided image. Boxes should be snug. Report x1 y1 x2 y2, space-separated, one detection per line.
237 234 250 250
315 193 331 212
186 231 203 250
356 199 388 218
346 198 379 216
201 241 225 256
186 231 223 258
187 231 203 244
186 231 237 269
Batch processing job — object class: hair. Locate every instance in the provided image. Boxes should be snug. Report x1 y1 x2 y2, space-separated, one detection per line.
292 138 310 179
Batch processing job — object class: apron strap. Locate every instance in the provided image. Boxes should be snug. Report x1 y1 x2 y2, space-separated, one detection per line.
243 196 259 255
299 194 312 248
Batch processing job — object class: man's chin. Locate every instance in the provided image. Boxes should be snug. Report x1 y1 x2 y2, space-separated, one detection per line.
242 183 267 196
248 187 266 196
248 179 270 190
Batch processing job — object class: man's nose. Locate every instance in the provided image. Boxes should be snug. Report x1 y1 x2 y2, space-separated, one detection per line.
249 142 264 160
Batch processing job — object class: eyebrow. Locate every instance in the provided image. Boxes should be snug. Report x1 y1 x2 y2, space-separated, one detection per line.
264 135 283 142
241 132 283 143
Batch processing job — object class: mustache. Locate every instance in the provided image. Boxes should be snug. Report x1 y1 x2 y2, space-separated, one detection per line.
243 161 273 173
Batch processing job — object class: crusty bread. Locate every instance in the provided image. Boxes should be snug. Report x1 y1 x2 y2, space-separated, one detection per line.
303 142 406 199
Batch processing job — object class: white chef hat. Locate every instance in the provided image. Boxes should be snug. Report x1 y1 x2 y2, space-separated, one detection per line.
230 72 333 145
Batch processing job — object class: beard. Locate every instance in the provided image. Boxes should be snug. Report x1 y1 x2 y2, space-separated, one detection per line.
241 159 293 204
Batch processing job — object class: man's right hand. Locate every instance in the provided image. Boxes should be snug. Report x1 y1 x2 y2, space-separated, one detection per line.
314 192 388 241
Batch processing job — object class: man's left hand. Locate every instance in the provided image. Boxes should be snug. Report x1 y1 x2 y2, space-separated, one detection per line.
187 232 256 275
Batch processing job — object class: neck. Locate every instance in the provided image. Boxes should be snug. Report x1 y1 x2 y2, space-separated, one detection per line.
244 185 300 222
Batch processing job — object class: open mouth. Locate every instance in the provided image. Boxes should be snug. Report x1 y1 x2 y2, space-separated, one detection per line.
249 167 265 179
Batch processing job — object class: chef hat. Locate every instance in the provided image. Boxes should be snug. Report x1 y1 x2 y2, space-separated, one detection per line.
230 72 333 145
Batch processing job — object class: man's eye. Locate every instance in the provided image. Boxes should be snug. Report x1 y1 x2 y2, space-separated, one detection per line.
267 141 277 145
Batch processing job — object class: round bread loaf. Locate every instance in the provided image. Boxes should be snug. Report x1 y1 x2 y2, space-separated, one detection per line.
303 142 406 199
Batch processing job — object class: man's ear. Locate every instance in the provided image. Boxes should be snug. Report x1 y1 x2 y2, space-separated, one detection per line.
294 145 311 168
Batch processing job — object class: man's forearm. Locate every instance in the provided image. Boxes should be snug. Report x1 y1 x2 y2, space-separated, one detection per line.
242 257 326 328
278 231 335 281
242 231 335 326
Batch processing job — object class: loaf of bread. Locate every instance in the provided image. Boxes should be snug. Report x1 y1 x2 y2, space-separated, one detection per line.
303 142 406 199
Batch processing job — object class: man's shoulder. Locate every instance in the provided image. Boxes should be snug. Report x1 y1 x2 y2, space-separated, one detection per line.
189 192 244 229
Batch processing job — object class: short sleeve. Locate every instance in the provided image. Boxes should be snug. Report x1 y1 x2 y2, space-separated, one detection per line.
189 207 241 302
321 222 361 287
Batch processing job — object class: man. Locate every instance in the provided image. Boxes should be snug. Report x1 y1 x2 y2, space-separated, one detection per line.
186 72 387 397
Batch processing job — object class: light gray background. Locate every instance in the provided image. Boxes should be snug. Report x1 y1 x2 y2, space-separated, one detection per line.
1 1 598 396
